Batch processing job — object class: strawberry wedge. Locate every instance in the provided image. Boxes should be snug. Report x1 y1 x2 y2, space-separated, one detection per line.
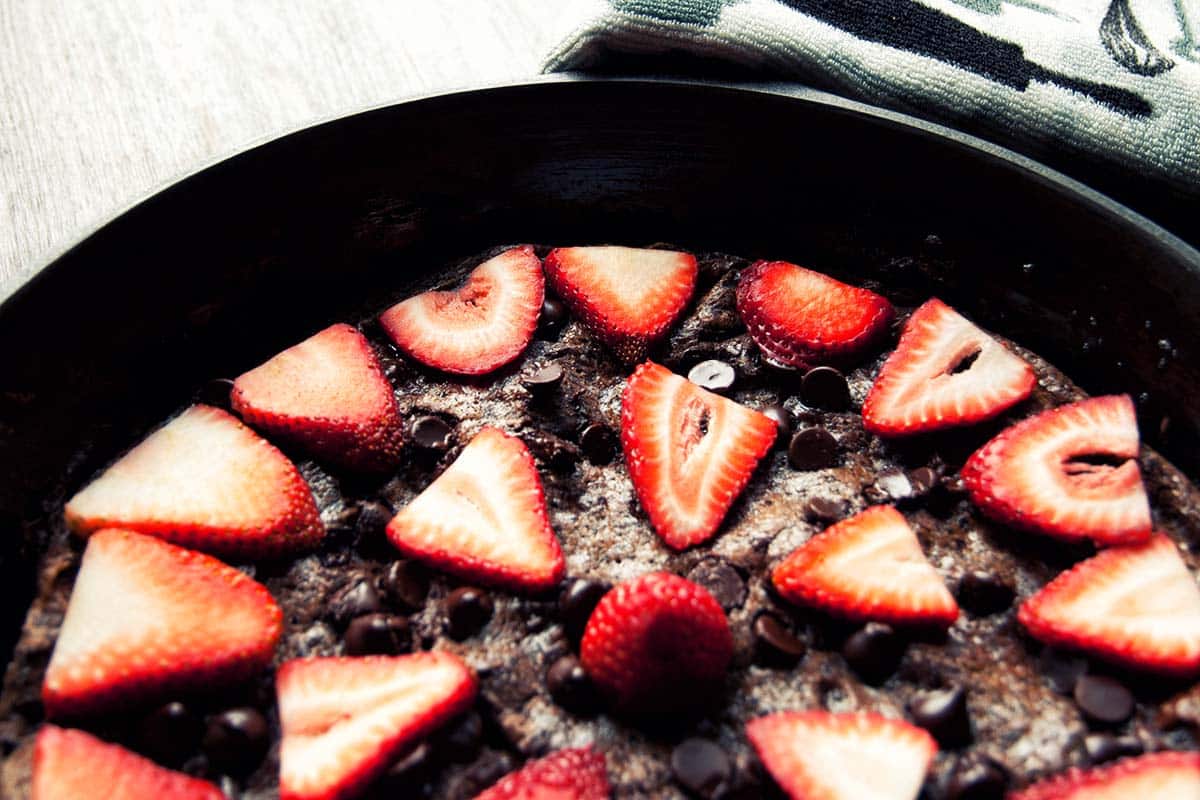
278 653 476 800
379 245 543 376
771 505 959 628
232 323 404 472
1018 534 1200 677
64 404 324 559
473 747 611 800
621 361 777 550
747 711 937 800
34 725 225 800
863 298 1034 435
963 395 1152 545
42 529 282 718
386 426 565 592
735 260 894 369
1010 751 1200 800
544 246 697 363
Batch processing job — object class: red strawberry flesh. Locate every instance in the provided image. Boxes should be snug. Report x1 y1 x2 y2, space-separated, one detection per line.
472 747 610 800
1009 750 1200 800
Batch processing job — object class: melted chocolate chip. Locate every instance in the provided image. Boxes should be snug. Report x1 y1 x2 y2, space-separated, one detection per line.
382 560 429 611
522 363 564 396
804 496 848 523
355 500 393 541
329 577 382 628
800 366 850 411
447 587 494 640
686 558 746 611
138 701 202 765
538 297 568 337
1074 674 1134 726
560 578 610 643
752 613 806 666
910 685 971 747
579 424 617 466
670 738 732 799
202 708 269 775
439 711 483 763
546 655 600 714
411 416 454 451
1084 732 1143 764
945 755 1008 800
345 613 411 656
1039 648 1089 695
760 404 792 447
842 622 905 685
688 360 736 393
956 572 1014 617
788 427 839 471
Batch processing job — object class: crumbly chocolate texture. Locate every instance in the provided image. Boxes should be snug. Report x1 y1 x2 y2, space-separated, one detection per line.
2 249 1200 799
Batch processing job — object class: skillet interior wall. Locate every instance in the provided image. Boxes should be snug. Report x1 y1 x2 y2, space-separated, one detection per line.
0 79 1196 665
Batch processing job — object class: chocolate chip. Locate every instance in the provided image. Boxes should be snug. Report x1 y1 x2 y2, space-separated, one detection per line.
378 742 435 789
804 496 848 523
688 360 736 393
1074 674 1134 726
560 578 610 643
670 738 732 799
910 685 971 747
945 755 1008 800
522 363 564 396
1084 733 1143 764
538 297 567 337
1039 648 1089 695
874 469 914 501
760 404 792 447
842 622 905 685
800 366 850 411
956 572 1014 617
382 560 429 611
329 577 382 628
447 587 494 640
546 655 600 714
579 424 617 465
138 701 202 765
753 613 806 666
908 466 939 496
355 500 393 540
686 558 746 611
202 708 269 775
411 415 454 451
788 427 839 470
345 613 411 656
439 711 483 763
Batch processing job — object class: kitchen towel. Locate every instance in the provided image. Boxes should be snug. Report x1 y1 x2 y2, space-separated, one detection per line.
545 0 1200 198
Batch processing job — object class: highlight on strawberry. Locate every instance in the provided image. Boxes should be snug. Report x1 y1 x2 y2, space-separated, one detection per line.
1008 750 1200 800
472 747 610 800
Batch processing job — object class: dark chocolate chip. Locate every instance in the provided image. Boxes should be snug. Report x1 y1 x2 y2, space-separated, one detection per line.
1039 648 1089 695
670 738 732 799
447 587 494 640
800 366 850 411
760 404 792 448
202 708 269 775
688 360 736 393
439 711 483 763
686 558 746 611
1084 732 1143 764
842 622 905 685
788 427 839 471
411 416 454 451
956 572 1014 617
804 496 848 523
546 655 600 714
908 467 938 496
138 701 202 765
382 560 429 611
945 755 1008 800
345 613 411 656
355 500 393 540
909 685 971 747
538 297 568 337
752 613 806 666
579 424 617 466
560 578 611 643
522 363 564 396
329 577 382 628
874 469 914 501
1073 674 1134 726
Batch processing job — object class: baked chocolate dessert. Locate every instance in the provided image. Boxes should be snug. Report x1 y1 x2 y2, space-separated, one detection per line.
1 244 1198 799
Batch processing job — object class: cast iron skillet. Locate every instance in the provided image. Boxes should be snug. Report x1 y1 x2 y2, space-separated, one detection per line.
1 76 1198 663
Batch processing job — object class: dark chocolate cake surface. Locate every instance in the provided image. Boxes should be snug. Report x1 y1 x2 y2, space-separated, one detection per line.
1 247 1198 799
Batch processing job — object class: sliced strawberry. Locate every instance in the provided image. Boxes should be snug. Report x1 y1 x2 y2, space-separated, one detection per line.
862 298 1035 435
746 711 936 800
621 361 777 549
472 747 610 800
42 529 282 718
278 652 476 800
1018 534 1200 677
386 426 564 592
379 245 543 376
63 404 324 559
1010 751 1200 800
544 246 697 363
34 725 225 800
735 260 894 369
580 572 732 713
231 323 403 472
771 505 959 627
962 395 1152 545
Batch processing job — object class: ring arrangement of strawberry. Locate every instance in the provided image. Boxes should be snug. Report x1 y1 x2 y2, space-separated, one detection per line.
3 244 1199 799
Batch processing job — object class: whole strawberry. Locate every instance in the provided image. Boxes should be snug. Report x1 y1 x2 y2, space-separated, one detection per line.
580 572 732 714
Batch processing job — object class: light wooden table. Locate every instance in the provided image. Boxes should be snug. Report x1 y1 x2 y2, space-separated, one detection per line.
0 1 585 301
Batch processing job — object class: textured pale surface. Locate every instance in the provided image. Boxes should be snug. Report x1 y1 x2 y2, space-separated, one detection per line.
0 1 580 301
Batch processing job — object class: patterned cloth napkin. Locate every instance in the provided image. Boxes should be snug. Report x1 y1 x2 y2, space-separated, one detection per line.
545 0 1199 208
